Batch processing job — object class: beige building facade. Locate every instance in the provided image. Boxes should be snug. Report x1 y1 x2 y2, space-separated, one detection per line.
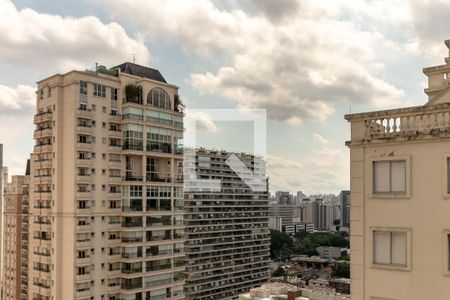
29 63 184 300
2 164 30 300
346 40 450 299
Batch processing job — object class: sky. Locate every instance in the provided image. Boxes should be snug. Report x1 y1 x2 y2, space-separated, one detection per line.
1 0 450 195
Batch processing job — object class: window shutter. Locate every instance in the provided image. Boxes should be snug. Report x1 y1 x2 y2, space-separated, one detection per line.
374 231 391 264
374 161 390 193
391 232 407 266
391 161 406 192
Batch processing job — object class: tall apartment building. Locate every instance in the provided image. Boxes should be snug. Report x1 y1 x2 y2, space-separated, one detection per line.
29 62 184 299
300 199 313 224
184 149 271 299
345 40 450 299
339 191 350 229
2 161 30 300
269 203 294 229
274 191 292 205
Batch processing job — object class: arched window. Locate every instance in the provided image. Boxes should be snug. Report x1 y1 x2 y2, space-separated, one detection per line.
147 88 171 110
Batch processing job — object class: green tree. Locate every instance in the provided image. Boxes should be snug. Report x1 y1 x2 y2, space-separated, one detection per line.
272 266 287 277
294 229 308 240
331 262 350 278
270 230 293 260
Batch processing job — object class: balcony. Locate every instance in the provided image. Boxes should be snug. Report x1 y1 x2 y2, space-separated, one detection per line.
108 248 122 259
77 142 93 151
108 160 122 169
122 113 144 121
76 206 91 214
75 287 91 298
36 175 52 184
121 267 143 275
345 102 450 145
34 127 52 139
77 158 92 168
146 173 172 183
108 144 122 153
121 236 143 243
76 239 91 248
108 191 121 200
34 144 52 153
77 125 93 135
146 142 172 154
76 191 91 199
107 222 121 230
122 218 143 228
75 256 91 266
34 111 52 124
108 130 122 138
107 268 121 278
108 237 122 246
123 175 144 182
76 108 93 119
76 174 91 183
76 272 92 282
122 205 143 212
37 158 52 169
109 113 121 122
122 141 143 151
76 224 91 232
34 191 52 201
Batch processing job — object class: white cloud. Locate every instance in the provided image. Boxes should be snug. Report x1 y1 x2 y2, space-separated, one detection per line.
0 84 35 112
185 109 220 133
0 0 150 72
102 0 406 124
0 84 36 177
312 133 329 145
267 147 349 194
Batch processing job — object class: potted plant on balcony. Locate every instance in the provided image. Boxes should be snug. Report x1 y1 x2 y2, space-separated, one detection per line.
125 84 142 104
174 94 185 113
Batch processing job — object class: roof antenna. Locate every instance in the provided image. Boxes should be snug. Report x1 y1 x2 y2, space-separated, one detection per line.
130 53 135 64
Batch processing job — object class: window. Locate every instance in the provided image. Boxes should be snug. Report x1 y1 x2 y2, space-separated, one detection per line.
80 81 88 95
373 160 406 194
373 230 407 266
147 87 171 109
93 84 106 97
47 87 52 97
111 88 118 101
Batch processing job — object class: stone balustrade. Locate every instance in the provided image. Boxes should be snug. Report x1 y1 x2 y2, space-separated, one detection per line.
345 102 450 144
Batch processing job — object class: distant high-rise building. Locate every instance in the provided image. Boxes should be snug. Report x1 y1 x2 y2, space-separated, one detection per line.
275 191 292 204
339 190 350 228
296 191 305 205
311 200 338 231
28 63 185 299
2 162 29 300
300 199 313 224
269 203 294 228
184 149 270 299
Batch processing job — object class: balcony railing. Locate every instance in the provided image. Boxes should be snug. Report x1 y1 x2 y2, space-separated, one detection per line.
122 113 143 121
146 173 172 183
146 142 171 154
346 102 450 144
123 175 143 182
122 141 143 151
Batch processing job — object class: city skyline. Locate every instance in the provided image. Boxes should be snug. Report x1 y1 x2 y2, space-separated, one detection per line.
4 0 450 194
